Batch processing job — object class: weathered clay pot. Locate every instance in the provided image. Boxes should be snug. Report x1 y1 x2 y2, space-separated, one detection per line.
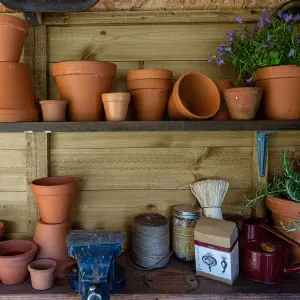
28 259 56 290
254 65 300 120
52 61 117 121
34 220 75 278
267 196 300 264
168 73 220 120
0 15 29 62
0 63 38 121
40 100 68 122
212 80 233 120
0 240 38 285
224 87 262 120
102 93 130 121
126 69 172 81
0 221 4 240
31 176 78 224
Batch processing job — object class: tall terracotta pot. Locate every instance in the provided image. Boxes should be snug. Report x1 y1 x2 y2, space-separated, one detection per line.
267 196 300 264
52 61 117 121
254 65 300 120
0 15 29 62
168 72 220 120
31 176 78 224
0 240 38 285
0 63 38 121
34 220 75 278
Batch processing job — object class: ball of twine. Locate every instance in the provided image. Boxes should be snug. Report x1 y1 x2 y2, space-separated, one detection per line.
132 213 170 269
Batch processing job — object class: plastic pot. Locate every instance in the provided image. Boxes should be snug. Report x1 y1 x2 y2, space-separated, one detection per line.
267 196 300 264
0 15 29 62
102 93 130 121
254 65 300 120
28 259 56 290
168 72 220 120
0 240 38 285
224 87 262 120
31 176 78 224
52 61 117 121
40 100 68 122
33 220 75 278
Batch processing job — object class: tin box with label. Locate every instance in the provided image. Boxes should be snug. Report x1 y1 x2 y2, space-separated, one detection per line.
194 217 239 285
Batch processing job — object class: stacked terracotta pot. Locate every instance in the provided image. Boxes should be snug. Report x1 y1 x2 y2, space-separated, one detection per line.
31 176 78 278
0 15 38 122
126 69 173 121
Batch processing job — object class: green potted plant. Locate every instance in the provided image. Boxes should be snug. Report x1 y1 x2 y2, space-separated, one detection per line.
236 150 300 263
208 8 300 120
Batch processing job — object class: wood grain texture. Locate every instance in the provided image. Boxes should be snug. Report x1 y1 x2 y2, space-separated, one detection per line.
0 133 26 149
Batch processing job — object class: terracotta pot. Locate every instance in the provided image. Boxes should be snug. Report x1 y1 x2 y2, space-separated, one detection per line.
102 93 130 121
212 80 233 120
0 15 29 62
127 78 172 90
254 65 300 120
224 87 262 120
127 69 172 81
0 221 3 240
0 63 38 121
28 259 56 290
0 240 38 285
31 176 78 224
34 220 75 278
52 61 117 121
40 100 68 122
168 72 220 120
267 196 300 264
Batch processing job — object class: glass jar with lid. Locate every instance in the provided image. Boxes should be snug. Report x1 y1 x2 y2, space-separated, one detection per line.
172 204 201 262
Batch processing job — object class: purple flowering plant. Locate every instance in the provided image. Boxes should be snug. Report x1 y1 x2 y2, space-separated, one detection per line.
208 8 300 86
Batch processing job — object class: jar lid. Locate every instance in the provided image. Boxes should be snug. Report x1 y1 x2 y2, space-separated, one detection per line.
173 205 201 219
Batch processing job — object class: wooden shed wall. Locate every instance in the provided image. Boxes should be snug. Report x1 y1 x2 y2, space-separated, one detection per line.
0 8 299 246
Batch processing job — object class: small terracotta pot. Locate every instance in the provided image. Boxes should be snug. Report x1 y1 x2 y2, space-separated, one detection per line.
52 61 117 121
40 100 68 122
28 259 56 290
0 221 4 240
34 220 75 278
126 69 173 81
212 80 233 120
31 176 78 224
0 15 29 62
254 65 300 120
102 93 130 121
267 196 300 264
224 87 262 120
0 240 38 285
168 72 220 120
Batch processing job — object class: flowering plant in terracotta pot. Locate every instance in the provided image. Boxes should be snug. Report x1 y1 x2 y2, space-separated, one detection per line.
208 8 300 120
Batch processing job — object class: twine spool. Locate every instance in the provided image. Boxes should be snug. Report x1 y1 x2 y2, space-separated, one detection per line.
132 213 170 269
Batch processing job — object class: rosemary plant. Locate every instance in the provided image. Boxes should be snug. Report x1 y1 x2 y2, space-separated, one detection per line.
235 150 300 230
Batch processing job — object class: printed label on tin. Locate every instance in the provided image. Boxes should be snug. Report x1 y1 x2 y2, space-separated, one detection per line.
173 225 195 256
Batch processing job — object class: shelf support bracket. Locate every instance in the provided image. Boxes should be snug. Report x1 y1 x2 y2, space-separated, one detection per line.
256 130 278 177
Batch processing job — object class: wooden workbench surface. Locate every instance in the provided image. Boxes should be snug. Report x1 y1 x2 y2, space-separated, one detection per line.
0 255 299 299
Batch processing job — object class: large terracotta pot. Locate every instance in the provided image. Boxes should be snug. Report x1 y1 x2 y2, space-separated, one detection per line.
254 65 300 120
31 176 78 224
212 80 233 120
267 196 300 264
34 220 75 278
102 93 130 121
127 69 173 121
0 15 29 62
0 240 38 285
224 87 262 120
168 72 220 120
52 61 117 121
0 63 38 121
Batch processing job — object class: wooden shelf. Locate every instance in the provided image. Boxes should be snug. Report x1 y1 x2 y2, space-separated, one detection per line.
1 120 300 132
0 255 299 299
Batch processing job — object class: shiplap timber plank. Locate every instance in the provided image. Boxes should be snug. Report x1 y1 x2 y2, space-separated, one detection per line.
0 133 26 149
50 147 253 190
0 150 25 173
48 23 244 62
50 132 253 149
43 9 262 25
269 131 300 146
0 174 26 192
